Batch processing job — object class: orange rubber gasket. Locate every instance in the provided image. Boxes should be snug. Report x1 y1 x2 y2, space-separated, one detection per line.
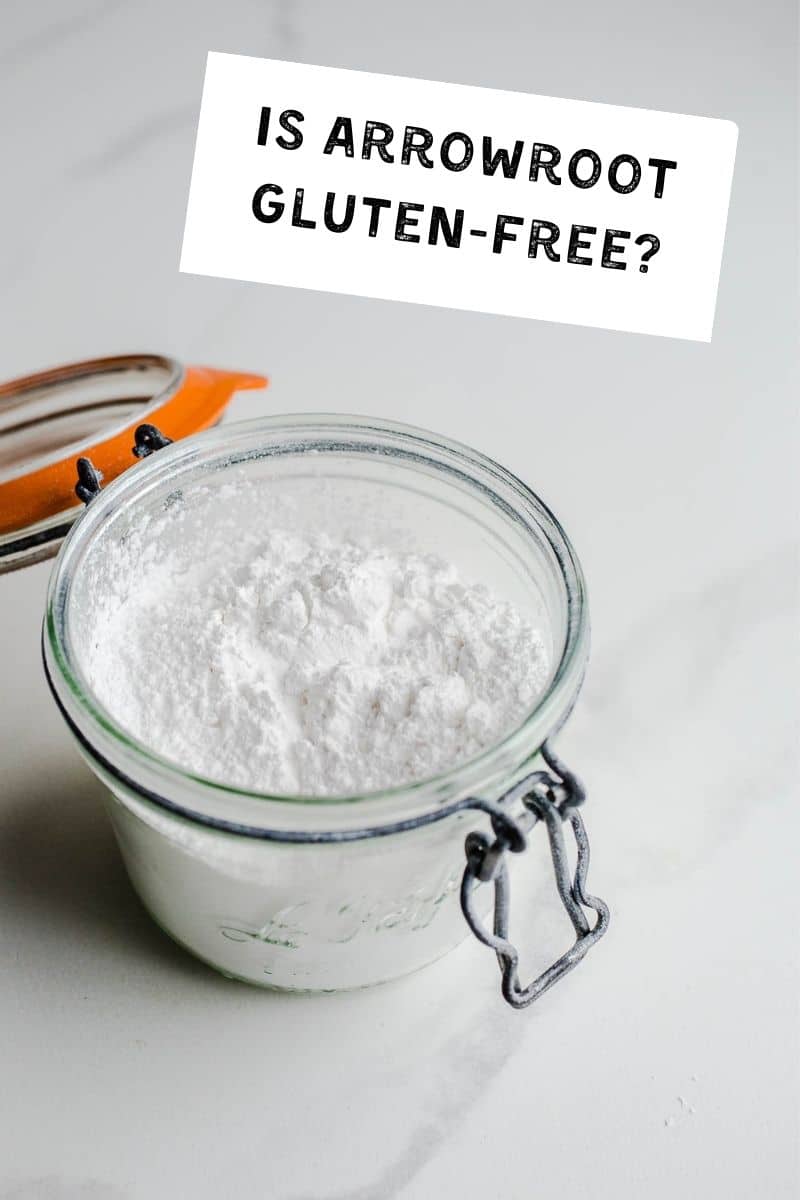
0 357 268 538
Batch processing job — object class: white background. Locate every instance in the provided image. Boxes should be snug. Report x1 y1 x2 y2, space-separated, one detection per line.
0 2 797 1198
181 53 737 340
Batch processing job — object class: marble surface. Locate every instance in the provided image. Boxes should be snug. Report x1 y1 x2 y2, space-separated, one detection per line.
0 2 797 1197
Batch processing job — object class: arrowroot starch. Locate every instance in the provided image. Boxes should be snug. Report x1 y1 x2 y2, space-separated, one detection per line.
81 477 551 796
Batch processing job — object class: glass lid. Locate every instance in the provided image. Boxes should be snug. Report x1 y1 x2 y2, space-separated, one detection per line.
0 354 267 573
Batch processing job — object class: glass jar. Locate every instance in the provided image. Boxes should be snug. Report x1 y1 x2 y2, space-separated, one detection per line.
43 413 605 1001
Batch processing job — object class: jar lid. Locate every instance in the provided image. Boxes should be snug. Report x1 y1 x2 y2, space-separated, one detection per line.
0 354 267 573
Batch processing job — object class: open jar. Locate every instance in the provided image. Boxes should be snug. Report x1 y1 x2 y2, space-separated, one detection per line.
4 358 608 1006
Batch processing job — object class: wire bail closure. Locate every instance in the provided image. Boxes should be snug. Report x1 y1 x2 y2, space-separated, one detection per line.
75 424 173 506
460 741 610 1008
132 423 174 459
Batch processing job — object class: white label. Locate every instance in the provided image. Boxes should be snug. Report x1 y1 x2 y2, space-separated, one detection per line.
180 53 738 341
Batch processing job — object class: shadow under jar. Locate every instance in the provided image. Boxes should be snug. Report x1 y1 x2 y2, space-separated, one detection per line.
43 414 607 1003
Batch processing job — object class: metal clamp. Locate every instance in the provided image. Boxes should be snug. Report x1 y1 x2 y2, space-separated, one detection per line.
132 423 173 459
460 742 610 1009
74 424 173 506
75 457 104 505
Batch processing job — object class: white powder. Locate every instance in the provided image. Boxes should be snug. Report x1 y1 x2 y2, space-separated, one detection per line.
82 484 550 796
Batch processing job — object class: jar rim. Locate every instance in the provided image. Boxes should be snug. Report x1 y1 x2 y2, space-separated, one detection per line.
43 413 589 831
